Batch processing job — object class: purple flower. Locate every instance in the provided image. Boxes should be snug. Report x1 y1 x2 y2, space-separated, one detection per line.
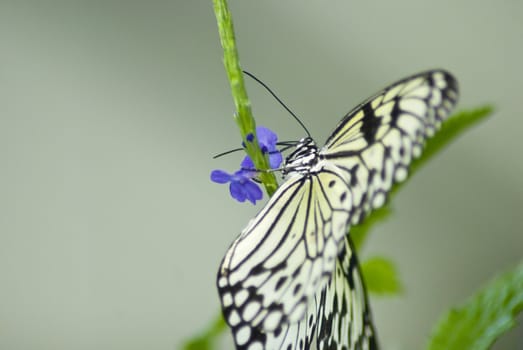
211 126 282 205
210 169 263 204
244 126 283 169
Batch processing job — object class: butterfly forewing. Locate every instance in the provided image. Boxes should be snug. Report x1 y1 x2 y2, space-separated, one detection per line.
218 172 353 335
218 70 459 350
320 70 458 224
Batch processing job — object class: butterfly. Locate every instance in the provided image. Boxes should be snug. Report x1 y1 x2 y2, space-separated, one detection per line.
217 70 459 350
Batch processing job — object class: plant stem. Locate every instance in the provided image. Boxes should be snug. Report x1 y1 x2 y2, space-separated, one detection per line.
212 0 278 196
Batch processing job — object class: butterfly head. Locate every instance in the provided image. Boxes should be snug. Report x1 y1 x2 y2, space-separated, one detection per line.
282 137 319 176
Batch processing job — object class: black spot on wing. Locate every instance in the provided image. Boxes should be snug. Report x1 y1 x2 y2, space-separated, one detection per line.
274 326 282 337
360 103 381 144
293 283 302 296
349 164 359 187
346 253 358 288
276 276 288 291
292 266 301 278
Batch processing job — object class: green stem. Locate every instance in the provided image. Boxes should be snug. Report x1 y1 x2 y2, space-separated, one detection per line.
212 0 278 196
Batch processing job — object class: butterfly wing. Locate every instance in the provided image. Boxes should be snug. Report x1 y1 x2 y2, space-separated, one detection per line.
316 236 377 350
218 166 354 348
241 289 319 350
220 235 376 350
282 236 378 350
320 70 459 224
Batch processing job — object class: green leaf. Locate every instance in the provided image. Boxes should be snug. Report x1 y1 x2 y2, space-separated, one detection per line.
361 256 404 295
426 260 523 350
407 105 493 178
351 105 493 251
351 206 393 252
182 313 227 350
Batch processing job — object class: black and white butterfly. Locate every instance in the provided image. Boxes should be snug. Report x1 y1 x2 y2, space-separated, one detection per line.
217 70 459 350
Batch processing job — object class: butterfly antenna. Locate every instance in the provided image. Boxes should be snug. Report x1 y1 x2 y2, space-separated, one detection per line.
212 147 244 159
243 70 311 138
213 140 297 160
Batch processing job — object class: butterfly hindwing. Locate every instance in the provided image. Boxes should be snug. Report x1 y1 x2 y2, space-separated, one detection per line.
316 236 377 350
222 236 377 350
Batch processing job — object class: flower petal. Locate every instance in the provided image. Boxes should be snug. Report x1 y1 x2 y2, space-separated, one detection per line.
210 170 232 184
243 180 263 204
269 151 283 169
229 181 247 202
256 126 278 150
240 156 255 172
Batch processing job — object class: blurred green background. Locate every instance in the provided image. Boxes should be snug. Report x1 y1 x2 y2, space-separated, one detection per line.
1 1 522 349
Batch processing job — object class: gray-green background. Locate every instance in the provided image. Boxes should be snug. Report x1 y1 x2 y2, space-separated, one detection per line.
1 1 522 349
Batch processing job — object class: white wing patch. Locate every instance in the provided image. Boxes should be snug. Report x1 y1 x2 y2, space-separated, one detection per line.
218 70 459 350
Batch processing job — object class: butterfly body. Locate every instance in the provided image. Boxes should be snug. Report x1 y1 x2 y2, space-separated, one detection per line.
218 70 459 350
282 137 319 176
